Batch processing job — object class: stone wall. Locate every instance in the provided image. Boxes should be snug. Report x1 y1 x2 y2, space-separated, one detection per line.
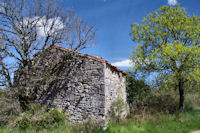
15 48 106 125
14 46 128 126
104 63 127 120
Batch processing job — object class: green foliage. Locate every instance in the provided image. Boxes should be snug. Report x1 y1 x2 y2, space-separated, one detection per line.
128 88 200 115
106 110 200 133
106 121 145 133
109 98 127 124
0 121 105 133
17 105 65 130
126 72 151 104
144 91 179 114
0 115 104 133
184 93 200 110
0 89 5 96
1 108 200 133
18 116 30 130
0 89 21 126
73 121 104 133
133 90 200 115
127 90 179 115
130 5 200 109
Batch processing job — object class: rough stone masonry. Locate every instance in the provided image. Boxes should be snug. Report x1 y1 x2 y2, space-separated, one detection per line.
14 45 128 126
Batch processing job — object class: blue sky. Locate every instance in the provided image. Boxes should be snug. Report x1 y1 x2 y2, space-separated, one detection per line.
48 0 200 69
59 0 200 70
3 0 200 70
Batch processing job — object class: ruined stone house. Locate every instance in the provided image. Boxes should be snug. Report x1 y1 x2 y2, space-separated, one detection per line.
14 45 128 126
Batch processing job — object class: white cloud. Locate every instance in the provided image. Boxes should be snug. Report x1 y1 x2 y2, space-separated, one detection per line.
23 16 65 37
112 59 132 67
0 2 7 12
112 58 151 68
168 0 177 6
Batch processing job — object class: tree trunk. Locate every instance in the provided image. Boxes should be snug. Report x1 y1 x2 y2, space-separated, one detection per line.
178 80 184 110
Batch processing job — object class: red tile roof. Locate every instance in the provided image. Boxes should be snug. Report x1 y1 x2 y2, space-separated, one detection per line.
51 45 127 75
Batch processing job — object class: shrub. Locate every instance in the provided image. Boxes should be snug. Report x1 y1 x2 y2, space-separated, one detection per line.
17 105 66 129
144 91 200 114
127 90 180 117
0 89 21 126
144 91 179 114
18 116 30 129
184 93 200 110
126 73 151 104
43 108 65 124
129 90 200 118
126 72 151 114
109 98 127 124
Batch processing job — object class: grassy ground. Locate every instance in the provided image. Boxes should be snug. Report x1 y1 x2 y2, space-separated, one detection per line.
106 110 200 133
0 110 200 133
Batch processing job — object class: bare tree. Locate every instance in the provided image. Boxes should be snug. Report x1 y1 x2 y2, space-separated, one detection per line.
0 46 12 87
0 0 96 88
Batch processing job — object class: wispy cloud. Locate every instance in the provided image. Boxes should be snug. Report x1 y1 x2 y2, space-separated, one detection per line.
23 16 65 37
0 2 7 12
111 58 151 68
168 0 177 6
112 59 132 67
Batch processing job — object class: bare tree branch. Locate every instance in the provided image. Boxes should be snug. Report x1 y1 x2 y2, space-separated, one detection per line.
0 0 96 88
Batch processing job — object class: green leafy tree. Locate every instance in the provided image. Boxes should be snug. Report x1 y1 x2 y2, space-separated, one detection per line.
130 5 200 109
126 72 150 104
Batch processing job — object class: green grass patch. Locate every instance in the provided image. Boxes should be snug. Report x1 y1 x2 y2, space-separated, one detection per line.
1 110 200 133
106 110 200 133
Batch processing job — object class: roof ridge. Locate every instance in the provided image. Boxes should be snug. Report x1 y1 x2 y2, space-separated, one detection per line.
51 45 126 75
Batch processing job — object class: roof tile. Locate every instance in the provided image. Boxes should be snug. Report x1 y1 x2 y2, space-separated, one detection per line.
51 45 127 75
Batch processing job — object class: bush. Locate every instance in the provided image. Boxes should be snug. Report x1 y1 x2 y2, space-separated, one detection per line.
18 116 30 129
144 91 179 114
126 72 151 112
129 89 200 119
0 89 21 126
17 105 66 129
184 93 200 110
109 98 127 124
47 109 65 123
127 89 180 117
